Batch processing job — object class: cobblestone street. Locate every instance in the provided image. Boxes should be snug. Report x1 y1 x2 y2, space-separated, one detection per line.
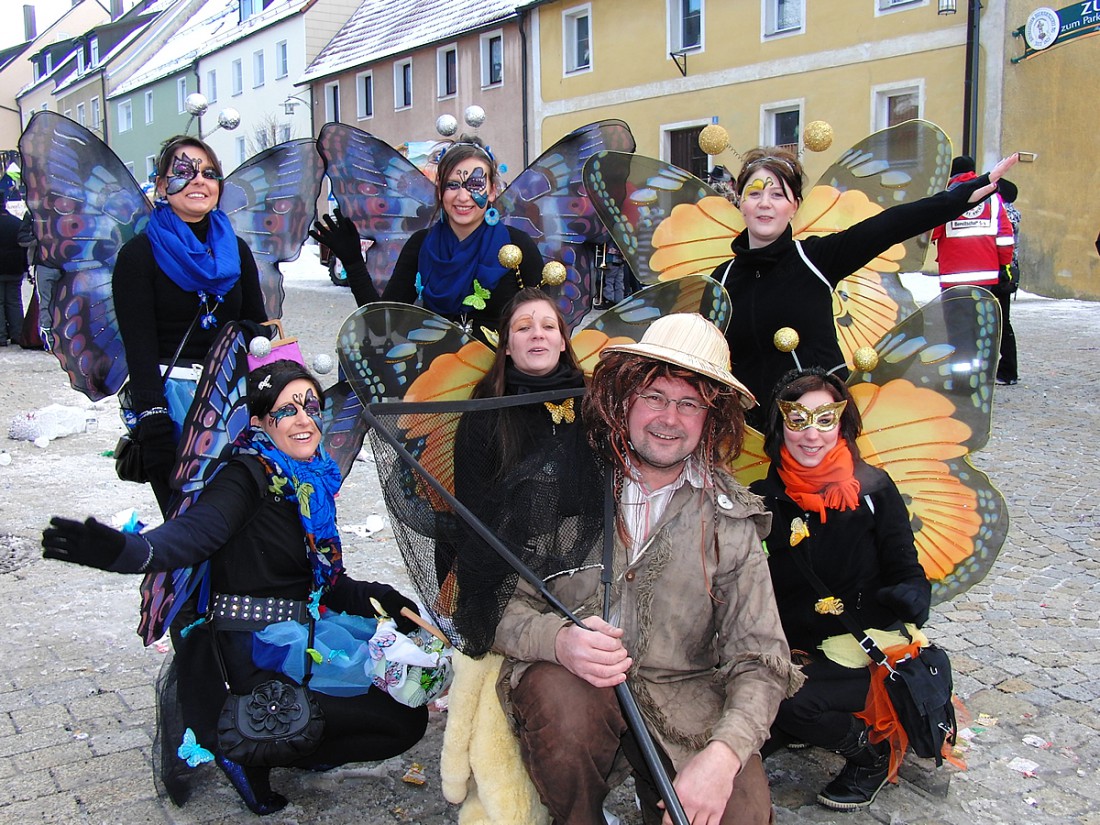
1 268 1097 824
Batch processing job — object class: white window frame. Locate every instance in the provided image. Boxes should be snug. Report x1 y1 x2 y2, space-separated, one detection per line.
90 37 98 67
356 70 374 120
124 161 135 175
659 116 711 171
480 30 504 87
275 40 288 79
232 59 243 96
253 50 265 88
118 99 133 133
177 77 187 113
876 0 925 14
324 80 340 122
91 96 100 129
394 59 413 110
145 90 154 124
760 99 803 150
236 136 247 165
563 4 593 75
870 80 924 132
77 47 86 75
239 0 255 23
279 124 291 143
437 45 458 99
763 0 804 39
63 108 71 118
145 155 157 181
206 69 217 103
76 102 86 126
668 0 704 54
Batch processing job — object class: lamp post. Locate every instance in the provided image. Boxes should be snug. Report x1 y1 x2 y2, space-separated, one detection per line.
283 93 310 117
939 0 982 157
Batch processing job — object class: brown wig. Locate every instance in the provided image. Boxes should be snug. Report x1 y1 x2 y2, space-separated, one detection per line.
472 287 583 399
734 147 805 206
762 367 863 469
247 359 323 419
154 134 225 199
583 351 746 476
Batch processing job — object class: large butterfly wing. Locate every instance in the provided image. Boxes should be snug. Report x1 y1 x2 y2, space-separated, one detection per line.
583 150 722 286
321 380 369 481
497 120 636 328
850 286 1007 602
317 124 437 295
221 139 325 319
815 119 952 273
19 111 149 399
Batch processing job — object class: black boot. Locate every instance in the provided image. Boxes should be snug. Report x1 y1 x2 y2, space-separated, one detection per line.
816 719 890 811
216 754 289 816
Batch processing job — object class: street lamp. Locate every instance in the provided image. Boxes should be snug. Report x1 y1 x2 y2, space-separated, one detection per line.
283 93 310 116
938 0 981 157
938 0 956 14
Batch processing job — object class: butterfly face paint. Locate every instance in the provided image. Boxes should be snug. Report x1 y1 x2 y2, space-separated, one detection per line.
258 380 323 462
164 151 224 196
442 167 490 208
268 389 323 429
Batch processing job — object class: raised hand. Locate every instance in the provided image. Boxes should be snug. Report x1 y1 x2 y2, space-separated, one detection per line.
969 153 1020 203
309 208 367 267
42 517 126 570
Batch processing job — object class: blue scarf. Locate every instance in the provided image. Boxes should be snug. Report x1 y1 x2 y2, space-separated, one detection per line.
417 218 511 316
234 428 344 591
146 202 242 298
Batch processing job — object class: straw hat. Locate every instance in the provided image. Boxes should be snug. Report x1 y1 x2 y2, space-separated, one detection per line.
601 313 757 409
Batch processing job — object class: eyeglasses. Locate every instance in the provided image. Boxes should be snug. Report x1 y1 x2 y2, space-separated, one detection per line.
778 399 846 432
635 390 710 417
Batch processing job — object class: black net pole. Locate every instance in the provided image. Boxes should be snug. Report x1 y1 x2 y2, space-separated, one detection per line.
363 407 688 825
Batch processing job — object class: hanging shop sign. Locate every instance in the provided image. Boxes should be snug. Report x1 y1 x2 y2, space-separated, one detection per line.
1012 2 1100 61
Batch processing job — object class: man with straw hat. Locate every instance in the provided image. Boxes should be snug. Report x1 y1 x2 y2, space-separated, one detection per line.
493 313 800 825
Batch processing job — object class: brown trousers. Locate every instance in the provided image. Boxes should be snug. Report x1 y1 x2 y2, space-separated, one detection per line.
511 662 773 825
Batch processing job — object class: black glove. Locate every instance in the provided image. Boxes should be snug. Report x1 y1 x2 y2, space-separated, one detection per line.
309 209 367 268
376 588 421 634
133 413 177 480
876 582 930 627
42 516 126 570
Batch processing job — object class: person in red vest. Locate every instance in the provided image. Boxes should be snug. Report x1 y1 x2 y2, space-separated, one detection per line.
931 156 1014 290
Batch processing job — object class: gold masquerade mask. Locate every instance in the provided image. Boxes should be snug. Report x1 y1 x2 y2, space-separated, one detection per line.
779 399 847 432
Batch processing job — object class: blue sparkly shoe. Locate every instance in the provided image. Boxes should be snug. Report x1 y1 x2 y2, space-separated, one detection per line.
215 754 289 816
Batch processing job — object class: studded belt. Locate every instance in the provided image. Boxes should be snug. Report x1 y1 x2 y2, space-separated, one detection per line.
210 593 309 630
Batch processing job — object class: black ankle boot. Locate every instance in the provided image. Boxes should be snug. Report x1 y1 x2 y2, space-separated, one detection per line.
816 719 890 810
216 754 289 815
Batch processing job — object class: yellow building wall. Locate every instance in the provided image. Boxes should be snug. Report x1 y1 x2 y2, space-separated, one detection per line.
1002 0 1099 299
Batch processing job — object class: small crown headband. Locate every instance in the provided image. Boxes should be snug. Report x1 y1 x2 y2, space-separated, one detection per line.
434 140 496 166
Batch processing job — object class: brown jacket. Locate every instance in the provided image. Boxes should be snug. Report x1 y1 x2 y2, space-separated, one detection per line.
493 470 802 768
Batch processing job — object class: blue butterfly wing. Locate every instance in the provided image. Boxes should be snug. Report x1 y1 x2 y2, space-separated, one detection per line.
137 324 249 645
337 302 479 405
222 139 326 319
582 150 716 287
18 111 149 400
496 120 636 329
849 285 1007 603
322 380 369 481
317 124 437 296
579 275 732 338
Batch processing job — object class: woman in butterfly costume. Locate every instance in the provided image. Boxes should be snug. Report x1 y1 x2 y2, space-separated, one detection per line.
313 136 543 341
712 148 1018 427
114 135 268 514
750 368 931 811
42 360 427 816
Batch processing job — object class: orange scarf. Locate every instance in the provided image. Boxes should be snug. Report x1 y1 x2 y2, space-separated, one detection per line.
776 440 860 523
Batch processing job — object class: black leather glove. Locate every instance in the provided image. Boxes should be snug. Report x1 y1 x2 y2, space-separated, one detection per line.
376 588 421 634
134 413 177 480
309 209 367 269
876 582 930 627
42 516 126 570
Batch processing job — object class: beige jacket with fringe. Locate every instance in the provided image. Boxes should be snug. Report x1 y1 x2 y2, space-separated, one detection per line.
494 470 803 769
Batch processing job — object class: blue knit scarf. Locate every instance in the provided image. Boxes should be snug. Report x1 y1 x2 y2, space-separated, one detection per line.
146 202 242 298
417 218 511 316
234 428 344 590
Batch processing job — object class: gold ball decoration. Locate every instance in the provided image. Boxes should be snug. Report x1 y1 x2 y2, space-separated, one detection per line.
698 124 731 156
773 327 800 353
541 260 567 287
803 121 834 153
498 244 523 270
852 346 880 372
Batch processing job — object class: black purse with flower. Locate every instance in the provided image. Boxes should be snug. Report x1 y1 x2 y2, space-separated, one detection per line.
213 617 325 767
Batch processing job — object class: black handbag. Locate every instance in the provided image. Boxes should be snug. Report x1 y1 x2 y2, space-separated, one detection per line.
791 550 956 765
114 305 203 484
212 617 325 767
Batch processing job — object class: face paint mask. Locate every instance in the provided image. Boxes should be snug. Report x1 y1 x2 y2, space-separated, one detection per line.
164 151 223 196
268 389 322 428
443 168 490 208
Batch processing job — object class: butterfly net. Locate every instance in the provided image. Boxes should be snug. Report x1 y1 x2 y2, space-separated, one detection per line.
364 390 607 657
